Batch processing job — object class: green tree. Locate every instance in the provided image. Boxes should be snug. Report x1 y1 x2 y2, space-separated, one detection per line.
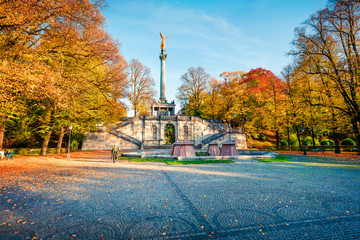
290 0 360 150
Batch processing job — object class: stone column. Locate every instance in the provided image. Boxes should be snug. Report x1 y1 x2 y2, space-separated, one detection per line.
159 49 167 103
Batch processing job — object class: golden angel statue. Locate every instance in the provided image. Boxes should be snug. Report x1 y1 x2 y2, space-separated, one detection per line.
160 32 168 50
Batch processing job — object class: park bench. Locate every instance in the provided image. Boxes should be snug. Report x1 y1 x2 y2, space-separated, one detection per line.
311 148 324 152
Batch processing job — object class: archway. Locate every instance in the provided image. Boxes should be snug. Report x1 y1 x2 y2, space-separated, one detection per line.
164 124 175 144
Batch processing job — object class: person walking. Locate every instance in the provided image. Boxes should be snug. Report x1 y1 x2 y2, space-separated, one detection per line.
111 144 118 163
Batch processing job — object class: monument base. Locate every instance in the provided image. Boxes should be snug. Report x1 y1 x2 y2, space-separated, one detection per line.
151 101 175 116
82 115 248 150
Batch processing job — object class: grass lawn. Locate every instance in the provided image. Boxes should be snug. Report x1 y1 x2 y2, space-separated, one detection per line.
256 154 292 162
118 157 234 165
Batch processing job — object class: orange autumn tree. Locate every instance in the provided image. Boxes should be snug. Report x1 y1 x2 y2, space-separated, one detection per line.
0 0 128 154
202 78 225 120
242 68 286 150
196 68 287 149
218 71 247 124
202 71 247 122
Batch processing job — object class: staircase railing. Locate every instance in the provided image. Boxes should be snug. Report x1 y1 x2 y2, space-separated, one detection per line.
201 132 225 145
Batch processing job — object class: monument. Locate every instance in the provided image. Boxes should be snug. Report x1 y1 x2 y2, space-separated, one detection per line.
81 33 247 150
150 32 176 116
159 32 168 103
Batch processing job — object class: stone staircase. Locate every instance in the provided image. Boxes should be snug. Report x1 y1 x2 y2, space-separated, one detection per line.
201 132 226 146
144 145 173 149
116 118 135 128
109 131 141 148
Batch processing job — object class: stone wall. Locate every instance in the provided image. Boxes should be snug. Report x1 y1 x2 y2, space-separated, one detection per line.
81 132 139 150
201 132 247 149
81 116 247 150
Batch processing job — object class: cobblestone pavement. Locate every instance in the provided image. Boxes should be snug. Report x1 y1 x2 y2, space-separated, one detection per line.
0 152 360 239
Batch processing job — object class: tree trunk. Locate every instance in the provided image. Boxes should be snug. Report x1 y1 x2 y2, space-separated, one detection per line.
311 127 316 148
352 119 360 154
0 115 5 151
334 131 341 154
57 127 65 154
295 126 302 150
40 130 52 156
275 130 279 150
287 127 291 151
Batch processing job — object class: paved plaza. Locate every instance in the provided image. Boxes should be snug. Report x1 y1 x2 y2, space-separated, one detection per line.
0 152 360 239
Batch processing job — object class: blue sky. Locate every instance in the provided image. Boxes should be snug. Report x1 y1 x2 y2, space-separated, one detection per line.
102 0 328 115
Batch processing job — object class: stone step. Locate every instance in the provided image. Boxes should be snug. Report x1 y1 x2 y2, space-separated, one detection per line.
144 145 173 149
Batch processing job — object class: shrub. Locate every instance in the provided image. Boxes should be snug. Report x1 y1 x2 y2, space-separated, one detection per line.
289 133 299 146
320 139 334 146
304 136 312 146
265 146 273 151
13 148 35 154
196 152 210 156
30 149 41 154
280 140 288 146
71 140 80 150
320 140 327 146
18 148 31 154
342 138 355 146
46 148 60 154
303 136 320 146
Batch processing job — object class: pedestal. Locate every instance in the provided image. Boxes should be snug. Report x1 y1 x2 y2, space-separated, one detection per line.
207 142 220 156
220 141 238 156
171 142 196 157
151 102 175 116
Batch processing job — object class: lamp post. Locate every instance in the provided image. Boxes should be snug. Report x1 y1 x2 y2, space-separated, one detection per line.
67 123 73 159
301 127 307 155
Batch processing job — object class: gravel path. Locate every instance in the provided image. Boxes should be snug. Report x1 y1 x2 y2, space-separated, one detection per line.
0 151 359 239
